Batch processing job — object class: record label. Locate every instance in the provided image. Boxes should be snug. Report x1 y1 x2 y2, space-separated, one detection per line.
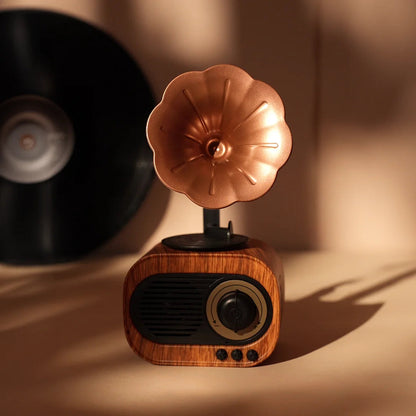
0 95 74 183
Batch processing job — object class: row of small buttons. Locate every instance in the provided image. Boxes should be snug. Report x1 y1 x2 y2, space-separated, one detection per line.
216 349 259 362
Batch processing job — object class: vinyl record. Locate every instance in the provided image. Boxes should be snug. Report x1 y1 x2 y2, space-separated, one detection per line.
0 9 154 264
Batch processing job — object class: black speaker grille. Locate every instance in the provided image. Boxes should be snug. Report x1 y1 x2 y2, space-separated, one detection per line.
129 273 272 345
130 275 214 340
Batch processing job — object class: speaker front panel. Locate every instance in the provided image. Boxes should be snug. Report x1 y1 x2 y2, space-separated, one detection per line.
123 240 283 367
129 273 273 346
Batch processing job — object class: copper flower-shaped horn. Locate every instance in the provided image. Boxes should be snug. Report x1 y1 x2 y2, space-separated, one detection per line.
147 64 292 209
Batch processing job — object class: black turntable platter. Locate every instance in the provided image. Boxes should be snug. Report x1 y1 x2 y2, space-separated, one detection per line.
0 9 154 264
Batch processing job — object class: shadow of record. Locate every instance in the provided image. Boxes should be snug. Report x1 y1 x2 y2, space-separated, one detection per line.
0 9 154 264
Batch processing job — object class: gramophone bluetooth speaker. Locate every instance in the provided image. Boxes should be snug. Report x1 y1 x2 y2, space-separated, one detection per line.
123 239 284 367
124 64 291 367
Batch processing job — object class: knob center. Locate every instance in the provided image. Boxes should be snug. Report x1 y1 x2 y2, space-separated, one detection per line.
217 290 258 332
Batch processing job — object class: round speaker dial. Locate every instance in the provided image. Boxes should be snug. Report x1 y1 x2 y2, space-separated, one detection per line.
206 279 268 341
217 290 258 331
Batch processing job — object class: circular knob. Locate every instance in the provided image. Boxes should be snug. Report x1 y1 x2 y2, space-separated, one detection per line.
217 290 258 332
231 349 243 361
216 349 228 361
247 349 259 362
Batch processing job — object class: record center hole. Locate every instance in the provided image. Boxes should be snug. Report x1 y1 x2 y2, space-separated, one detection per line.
19 135 36 150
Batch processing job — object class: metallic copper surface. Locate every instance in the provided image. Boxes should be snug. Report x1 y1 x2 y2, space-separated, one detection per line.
147 64 292 209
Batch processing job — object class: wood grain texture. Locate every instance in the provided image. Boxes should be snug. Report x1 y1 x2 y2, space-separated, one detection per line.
123 239 284 367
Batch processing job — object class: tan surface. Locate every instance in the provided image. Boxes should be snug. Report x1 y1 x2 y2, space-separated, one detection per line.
1 251 415 415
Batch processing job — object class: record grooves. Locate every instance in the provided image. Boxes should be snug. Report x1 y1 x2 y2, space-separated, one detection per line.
0 9 154 264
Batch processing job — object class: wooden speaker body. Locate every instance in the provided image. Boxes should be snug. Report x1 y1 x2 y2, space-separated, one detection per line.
123 239 284 367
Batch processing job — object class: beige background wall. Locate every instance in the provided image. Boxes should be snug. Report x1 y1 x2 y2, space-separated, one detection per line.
1 0 415 254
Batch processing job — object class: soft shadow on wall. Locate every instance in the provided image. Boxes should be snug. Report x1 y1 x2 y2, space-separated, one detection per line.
226 0 319 250
315 0 416 251
229 0 416 252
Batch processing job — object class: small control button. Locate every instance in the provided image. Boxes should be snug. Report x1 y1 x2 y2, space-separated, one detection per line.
231 349 243 361
247 349 259 362
216 349 228 361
